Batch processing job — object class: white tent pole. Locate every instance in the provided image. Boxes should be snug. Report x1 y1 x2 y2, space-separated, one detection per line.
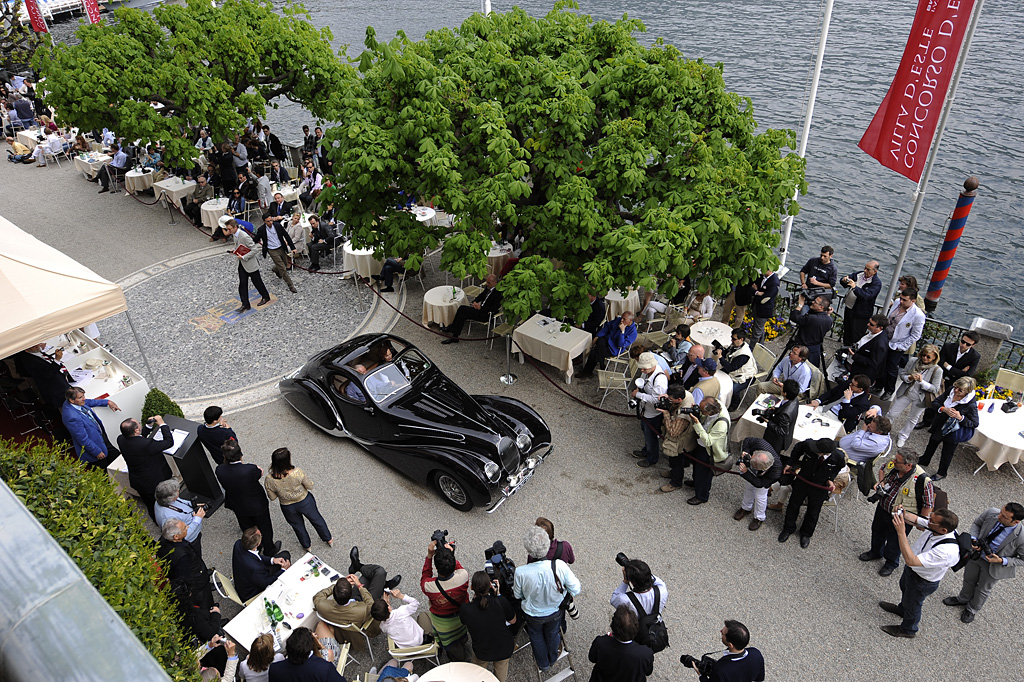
883 0 985 304
778 0 835 269
124 310 158 388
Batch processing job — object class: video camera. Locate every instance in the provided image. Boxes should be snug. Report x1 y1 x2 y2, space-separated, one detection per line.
711 339 726 354
431 529 450 547
484 540 516 595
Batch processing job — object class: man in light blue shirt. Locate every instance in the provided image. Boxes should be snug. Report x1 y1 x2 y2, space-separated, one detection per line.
514 525 581 673
756 345 812 397
96 144 129 193
153 479 206 555
839 414 891 464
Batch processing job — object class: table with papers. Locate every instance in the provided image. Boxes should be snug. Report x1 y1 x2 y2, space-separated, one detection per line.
731 393 844 449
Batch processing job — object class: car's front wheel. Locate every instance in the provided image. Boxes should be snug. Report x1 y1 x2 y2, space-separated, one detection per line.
432 471 473 512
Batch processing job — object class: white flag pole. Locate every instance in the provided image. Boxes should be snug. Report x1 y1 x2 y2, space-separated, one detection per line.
778 0 835 270
883 0 985 304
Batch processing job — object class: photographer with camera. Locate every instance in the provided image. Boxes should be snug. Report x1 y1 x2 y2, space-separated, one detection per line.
840 260 882 345
756 379 799 457
631 352 671 469
117 415 173 521
711 328 755 411
420 533 471 661
460 571 516 681
513 525 581 674
681 620 764 682
657 384 698 494
941 502 1024 624
878 507 960 638
798 244 837 306
610 554 668 653
589 606 654 682
778 438 846 548
835 314 889 389
810 374 874 433
858 451 934 576
661 324 693 367
733 437 782 532
686 397 731 506
789 294 834 369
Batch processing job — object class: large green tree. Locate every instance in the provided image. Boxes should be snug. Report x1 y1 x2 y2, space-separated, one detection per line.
326 1 806 324
33 0 351 166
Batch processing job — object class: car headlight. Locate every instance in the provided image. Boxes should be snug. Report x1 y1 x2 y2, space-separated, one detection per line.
516 432 532 453
484 461 500 482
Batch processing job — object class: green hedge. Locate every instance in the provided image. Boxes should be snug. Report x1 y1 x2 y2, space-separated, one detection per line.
0 439 200 681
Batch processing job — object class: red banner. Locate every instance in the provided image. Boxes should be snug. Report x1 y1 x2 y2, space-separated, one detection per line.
83 0 102 23
858 0 976 182
24 0 48 33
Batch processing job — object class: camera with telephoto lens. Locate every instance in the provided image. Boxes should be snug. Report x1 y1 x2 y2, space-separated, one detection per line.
752 406 776 424
680 654 715 676
431 529 450 547
615 552 630 567
483 540 517 596
968 539 992 562
866 481 894 504
711 339 726 354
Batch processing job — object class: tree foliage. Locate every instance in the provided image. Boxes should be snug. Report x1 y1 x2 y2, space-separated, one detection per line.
1 0 43 70
33 0 352 166
325 1 806 324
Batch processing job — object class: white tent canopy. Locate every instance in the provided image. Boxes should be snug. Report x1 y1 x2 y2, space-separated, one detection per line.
0 215 127 359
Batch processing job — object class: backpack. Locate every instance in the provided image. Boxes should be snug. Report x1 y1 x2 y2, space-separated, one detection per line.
914 474 948 512
626 589 669 653
935 532 975 573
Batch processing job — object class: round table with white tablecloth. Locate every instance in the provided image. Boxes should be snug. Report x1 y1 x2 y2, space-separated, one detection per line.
16 129 43 151
200 197 230 229
605 288 640 321
73 153 110 179
690 320 734 354
270 182 300 204
418 662 499 682
343 242 384 278
487 242 513 276
123 169 156 194
153 176 196 208
411 205 436 223
971 399 1024 475
422 286 465 327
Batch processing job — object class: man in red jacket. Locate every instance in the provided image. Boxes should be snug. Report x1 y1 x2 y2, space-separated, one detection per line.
420 539 471 661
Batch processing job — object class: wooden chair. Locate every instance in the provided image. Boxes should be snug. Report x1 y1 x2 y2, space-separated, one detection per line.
387 635 440 668
212 569 255 607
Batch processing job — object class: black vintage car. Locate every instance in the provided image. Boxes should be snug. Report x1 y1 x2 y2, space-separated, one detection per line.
278 334 553 512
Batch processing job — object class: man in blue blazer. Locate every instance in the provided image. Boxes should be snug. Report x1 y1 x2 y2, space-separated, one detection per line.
60 387 120 468
232 527 291 603
578 310 638 378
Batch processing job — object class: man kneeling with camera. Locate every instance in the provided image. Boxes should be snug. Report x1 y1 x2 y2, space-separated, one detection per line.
681 620 764 682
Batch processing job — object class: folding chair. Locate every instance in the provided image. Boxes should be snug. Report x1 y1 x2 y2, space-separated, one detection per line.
387 635 440 668
597 368 630 409
212 569 256 607
335 642 352 677
317 614 375 666
987 368 1024 398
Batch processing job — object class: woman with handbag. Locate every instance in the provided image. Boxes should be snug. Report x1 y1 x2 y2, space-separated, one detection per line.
889 344 943 447
919 376 978 481
264 447 334 552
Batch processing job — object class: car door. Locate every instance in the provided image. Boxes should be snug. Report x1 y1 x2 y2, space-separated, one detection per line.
327 369 383 441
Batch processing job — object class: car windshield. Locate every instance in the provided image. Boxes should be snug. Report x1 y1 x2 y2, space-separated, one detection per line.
361 349 431 403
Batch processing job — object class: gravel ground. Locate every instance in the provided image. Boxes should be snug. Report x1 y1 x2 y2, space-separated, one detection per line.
4 158 1023 681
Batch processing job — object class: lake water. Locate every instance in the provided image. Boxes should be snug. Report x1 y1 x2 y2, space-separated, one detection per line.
54 0 1024 334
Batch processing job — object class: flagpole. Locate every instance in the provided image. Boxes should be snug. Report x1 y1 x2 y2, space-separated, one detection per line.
883 0 985 304
778 0 835 270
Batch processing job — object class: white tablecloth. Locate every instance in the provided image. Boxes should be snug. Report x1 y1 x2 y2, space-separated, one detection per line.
271 182 300 204
224 553 336 652
73 153 110 178
419 663 499 682
343 242 384 278
412 206 436 223
487 243 513 276
154 177 196 207
972 400 1024 471
124 169 155 193
605 288 640 321
731 394 844 448
422 286 465 327
200 198 230 229
16 129 42 151
512 314 593 384
690 321 733 353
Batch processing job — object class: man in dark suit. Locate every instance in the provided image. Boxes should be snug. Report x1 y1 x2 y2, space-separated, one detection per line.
268 159 291 184
158 518 215 612
845 314 889 387
588 605 654 682
779 438 846 548
267 192 294 223
14 343 73 409
810 373 874 432
306 214 341 273
232 527 292 603
789 294 834 369
582 292 606 335
117 415 173 519
761 380 799 456
262 125 286 160
441 274 503 344
840 260 882 344
920 331 982 429
216 440 278 556
196 405 237 465
749 268 780 348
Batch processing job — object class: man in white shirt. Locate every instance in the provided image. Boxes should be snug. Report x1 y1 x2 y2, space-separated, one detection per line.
880 290 926 399
878 507 960 637
631 352 670 469
194 129 213 152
